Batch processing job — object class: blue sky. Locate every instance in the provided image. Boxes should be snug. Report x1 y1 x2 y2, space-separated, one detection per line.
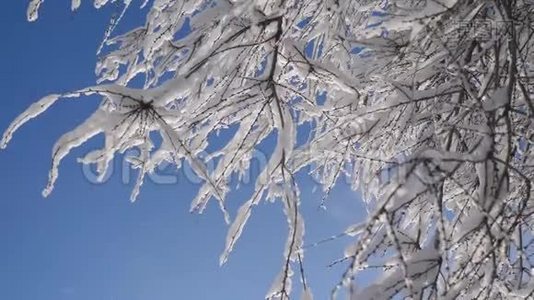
0 2 365 299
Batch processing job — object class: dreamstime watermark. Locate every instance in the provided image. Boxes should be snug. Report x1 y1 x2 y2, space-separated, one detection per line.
448 19 516 43
78 147 419 193
80 149 269 186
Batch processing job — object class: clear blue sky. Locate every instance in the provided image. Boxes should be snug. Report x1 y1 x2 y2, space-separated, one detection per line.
0 2 365 299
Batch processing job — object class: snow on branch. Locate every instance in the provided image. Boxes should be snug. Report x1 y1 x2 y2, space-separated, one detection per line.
5 0 534 298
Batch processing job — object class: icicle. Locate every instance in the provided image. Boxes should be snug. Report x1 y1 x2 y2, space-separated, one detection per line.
72 0 81 11
27 0 43 22
43 110 106 197
2 94 61 149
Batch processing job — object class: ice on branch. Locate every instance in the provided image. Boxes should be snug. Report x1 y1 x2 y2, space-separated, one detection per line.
5 0 534 298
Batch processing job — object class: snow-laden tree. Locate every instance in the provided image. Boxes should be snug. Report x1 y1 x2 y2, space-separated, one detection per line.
4 0 534 298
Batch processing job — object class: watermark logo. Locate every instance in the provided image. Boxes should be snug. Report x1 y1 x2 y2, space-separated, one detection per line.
448 19 513 44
